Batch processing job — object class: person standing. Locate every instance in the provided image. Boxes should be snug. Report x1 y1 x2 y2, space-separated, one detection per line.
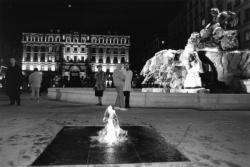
29 68 42 102
94 65 106 106
113 64 127 111
122 62 133 108
5 58 22 106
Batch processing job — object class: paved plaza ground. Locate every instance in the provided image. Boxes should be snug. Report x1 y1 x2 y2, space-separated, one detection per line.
0 91 249 167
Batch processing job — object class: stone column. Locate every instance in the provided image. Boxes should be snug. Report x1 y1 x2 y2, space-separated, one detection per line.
96 56 99 63
45 55 48 62
111 57 114 64
30 54 33 62
103 56 106 64
38 54 41 62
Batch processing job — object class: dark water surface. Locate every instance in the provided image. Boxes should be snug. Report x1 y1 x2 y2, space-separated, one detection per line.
32 126 189 165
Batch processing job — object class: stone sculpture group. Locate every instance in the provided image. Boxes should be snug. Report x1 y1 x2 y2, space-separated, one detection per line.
141 8 250 93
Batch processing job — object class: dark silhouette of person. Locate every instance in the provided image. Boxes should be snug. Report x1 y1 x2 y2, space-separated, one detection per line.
6 58 23 106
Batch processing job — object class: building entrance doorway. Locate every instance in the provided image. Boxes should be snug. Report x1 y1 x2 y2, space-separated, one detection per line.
69 66 81 87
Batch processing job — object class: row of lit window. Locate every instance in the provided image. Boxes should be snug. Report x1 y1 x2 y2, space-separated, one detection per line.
23 53 55 62
65 56 85 63
22 64 56 71
91 47 126 54
64 46 128 54
64 36 129 45
23 35 130 45
25 45 60 52
91 56 126 64
65 47 86 53
24 36 61 43
89 37 129 45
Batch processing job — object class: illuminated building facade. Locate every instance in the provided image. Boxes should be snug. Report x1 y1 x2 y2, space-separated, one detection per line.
21 31 130 79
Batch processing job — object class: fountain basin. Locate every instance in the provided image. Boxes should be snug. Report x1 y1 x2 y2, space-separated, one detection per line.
31 126 189 166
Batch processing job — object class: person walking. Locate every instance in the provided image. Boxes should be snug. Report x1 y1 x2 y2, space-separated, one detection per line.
5 58 22 106
94 65 106 106
122 62 133 108
29 68 42 102
113 64 127 111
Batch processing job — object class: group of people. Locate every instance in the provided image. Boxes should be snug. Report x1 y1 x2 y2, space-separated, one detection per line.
94 62 133 111
5 58 43 106
5 58 133 109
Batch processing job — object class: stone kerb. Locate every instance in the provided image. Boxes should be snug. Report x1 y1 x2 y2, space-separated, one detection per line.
48 88 250 110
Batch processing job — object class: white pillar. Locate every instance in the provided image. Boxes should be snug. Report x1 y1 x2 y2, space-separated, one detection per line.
111 57 114 64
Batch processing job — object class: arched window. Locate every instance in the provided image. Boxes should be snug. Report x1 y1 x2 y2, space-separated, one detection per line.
26 46 31 52
113 57 118 64
113 48 118 54
49 37 53 42
66 37 71 43
66 47 70 52
56 37 60 42
121 48 126 54
73 47 78 53
121 38 125 44
99 57 103 63
92 48 96 53
118 38 121 44
91 56 96 62
81 37 86 43
33 53 38 62
81 47 85 53
34 46 39 52
49 46 53 52
56 46 60 52
106 57 110 64
25 53 31 61
106 48 111 54
114 38 118 44
81 57 85 62
92 37 97 43
40 53 45 62
121 57 125 63
99 48 103 53
99 38 104 43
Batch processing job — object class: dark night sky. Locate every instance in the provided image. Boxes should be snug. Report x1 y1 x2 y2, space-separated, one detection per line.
0 0 186 71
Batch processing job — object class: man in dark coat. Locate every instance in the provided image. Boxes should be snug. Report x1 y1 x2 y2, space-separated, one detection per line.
6 58 22 106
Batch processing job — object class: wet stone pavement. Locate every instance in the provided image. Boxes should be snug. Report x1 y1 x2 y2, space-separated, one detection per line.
0 92 249 167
